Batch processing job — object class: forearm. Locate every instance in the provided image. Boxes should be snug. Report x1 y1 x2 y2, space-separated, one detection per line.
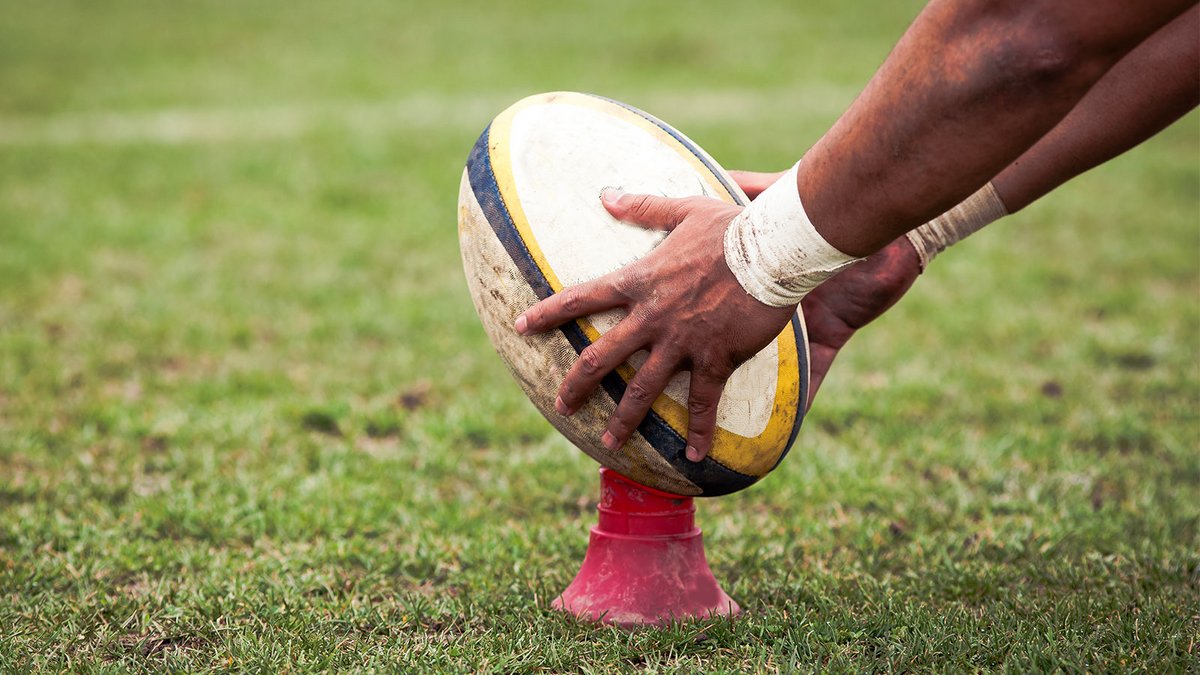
908 6 1199 266
798 0 1193 257
994 5 1200 212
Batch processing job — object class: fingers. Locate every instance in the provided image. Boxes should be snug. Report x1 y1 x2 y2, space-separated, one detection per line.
601 350 679 452
683 368 728 462
727 170 786 200
600 189 703 232
556 317 647 416
804 343 838 412
515 277 624 336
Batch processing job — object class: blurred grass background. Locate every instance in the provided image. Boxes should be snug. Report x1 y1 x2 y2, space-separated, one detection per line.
1 0 1197 671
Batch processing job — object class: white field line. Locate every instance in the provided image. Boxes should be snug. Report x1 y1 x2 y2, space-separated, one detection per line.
0 86 858 147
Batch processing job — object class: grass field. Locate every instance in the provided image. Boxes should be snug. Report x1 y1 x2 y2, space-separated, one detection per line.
1 1 1198 671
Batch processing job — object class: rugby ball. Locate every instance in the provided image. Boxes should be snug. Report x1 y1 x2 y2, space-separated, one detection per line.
457 92 808 496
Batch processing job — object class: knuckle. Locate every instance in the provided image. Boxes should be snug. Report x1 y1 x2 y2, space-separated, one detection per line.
690 353 719 376
688 397 718 421
623 381 654 405
627 194 655 218
662 201 685 224
560 288 581 314
690 354 712 374
615 265 648 297
578 346 605 376
696 351 734 379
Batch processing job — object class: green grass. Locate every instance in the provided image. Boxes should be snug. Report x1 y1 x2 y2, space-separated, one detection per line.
1 0 1197 671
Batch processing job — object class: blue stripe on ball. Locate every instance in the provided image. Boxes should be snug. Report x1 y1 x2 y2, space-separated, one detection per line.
467 121 762 496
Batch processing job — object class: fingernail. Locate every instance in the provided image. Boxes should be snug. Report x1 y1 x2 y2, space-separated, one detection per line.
686 445 703 462
602 431 618 451
600 188 624 205
555 396 572 416
514 314 528 335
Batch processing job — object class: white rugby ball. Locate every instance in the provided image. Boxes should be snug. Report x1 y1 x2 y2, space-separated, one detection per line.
457 92 808 496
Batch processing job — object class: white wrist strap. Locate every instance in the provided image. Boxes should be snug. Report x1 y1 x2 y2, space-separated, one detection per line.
723 163 862 307
905 182 1008 271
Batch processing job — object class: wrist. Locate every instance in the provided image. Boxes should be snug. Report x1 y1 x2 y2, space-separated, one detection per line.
723 163 863 307
905 182 1008 271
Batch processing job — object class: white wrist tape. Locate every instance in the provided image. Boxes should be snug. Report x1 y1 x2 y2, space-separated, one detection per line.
905 182 1008 271
723 163 862 307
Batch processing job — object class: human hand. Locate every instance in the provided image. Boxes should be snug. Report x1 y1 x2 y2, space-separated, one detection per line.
795 236 921 407
514 190 797 463
726 170 786 200
728 170 922 409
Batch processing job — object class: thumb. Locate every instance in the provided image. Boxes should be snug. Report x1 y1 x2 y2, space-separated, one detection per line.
600 189 690 231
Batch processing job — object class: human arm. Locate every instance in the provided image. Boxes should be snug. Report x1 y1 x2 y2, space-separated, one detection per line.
737 5 1200 408
992 4 1200 212
518 0 1196 461
796 0 1193 257
731 4 1200 210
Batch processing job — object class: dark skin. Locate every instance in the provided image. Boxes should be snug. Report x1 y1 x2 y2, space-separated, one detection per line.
800 0 1194 257
730 4 1199 414
516 0 1199 462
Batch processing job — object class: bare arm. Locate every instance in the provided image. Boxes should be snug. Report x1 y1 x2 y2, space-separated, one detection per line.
801 0 1193 256
995 5 1200 211
519 0 1197 461
770 5 1200 409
